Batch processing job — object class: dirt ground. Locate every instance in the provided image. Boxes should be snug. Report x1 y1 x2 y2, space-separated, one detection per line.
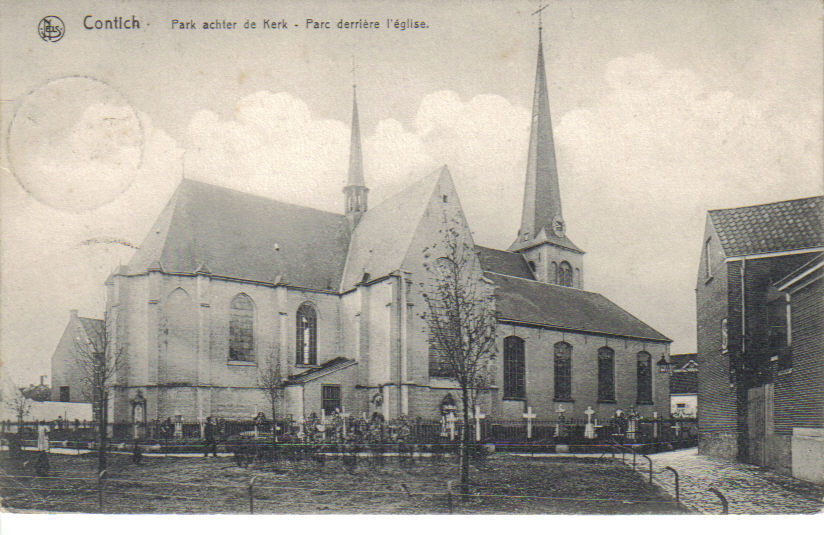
0 451 687 514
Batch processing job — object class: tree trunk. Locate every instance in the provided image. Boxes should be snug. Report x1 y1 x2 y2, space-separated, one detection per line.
460 387 470 499
97 393 107 472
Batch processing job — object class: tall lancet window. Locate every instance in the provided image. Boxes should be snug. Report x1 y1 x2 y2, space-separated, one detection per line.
553 342 572 400
503 336 526 400
557 262 573 287
229 294 255 362
597 347 615 402
296 303 317 365
636 351 652 403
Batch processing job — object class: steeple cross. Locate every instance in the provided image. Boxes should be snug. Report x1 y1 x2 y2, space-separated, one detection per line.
531 3 550 32
351 55 357 89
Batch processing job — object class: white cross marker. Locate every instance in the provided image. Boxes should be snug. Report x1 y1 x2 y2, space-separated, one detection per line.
652 411 659 438
523 406 537 440
446 412 456 441
474 405 486 442
584 406 596 439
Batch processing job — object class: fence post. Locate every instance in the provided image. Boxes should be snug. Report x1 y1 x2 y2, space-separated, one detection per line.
248 475 258 514
708 487 728 514
664 466 679 504
641 455 652 483
97 469 107 512
446 480 453 514
632 447 636 469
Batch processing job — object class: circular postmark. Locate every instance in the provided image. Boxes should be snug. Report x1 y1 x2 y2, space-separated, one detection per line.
7 76 144 212
38 16 65 43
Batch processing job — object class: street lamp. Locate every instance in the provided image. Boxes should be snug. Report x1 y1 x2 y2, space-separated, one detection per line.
657 355 671 374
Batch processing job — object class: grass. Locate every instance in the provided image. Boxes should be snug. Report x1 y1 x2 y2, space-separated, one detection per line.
0 451 687 514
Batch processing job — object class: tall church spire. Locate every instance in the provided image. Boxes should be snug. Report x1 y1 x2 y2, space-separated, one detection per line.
511 23 564 250
344 74 368 227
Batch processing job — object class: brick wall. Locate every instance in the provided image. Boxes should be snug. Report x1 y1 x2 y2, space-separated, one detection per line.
776 278 823 433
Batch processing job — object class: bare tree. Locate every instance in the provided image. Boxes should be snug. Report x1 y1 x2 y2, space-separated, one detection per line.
73 312 123 472
421 222 497 498
5 385 34 433
257 346 284 424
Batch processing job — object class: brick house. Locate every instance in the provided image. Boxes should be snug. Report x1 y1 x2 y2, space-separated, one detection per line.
669 353 697 417
50 310 101 403
55 31 671 428
696 196 823 478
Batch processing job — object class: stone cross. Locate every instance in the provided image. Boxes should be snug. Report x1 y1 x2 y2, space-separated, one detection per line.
554 404 566 438
652 411 659 439
446 412 456 441
584 406 596 439
523 406 537 440
340 407 351 437
474 405 486 442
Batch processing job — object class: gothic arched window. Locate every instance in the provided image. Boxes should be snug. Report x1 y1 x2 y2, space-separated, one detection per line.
636 351 652 403
503 336 526 399
597 346 615 402
557 261 573 287
229 293 255 362
296 303 318 365
554 342 573 400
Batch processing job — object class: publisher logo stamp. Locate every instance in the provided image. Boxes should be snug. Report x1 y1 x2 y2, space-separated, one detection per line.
38 16 64 42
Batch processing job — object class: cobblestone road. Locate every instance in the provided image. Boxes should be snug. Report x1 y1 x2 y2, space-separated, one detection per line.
627 448 824 514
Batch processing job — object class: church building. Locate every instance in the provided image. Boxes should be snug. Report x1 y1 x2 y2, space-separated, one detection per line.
53 30 671 428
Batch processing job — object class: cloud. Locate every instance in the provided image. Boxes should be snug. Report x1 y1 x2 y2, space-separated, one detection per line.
554 52 822 351
183 89 531 245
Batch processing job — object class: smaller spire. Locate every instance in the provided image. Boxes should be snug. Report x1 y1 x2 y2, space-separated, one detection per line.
344 64 369 227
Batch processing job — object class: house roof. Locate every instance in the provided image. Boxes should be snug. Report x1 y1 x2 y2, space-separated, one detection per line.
78 317 105 350
669 353 698 371
340 166 445 290
476 246 535 280
127 179 351 291
774 252 824 291
286 357 356 385
709 196 823 257
486 272 670 342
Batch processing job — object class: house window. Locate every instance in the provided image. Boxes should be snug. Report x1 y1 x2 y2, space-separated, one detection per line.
557 262 573 287
321 384 341 415
553 342 572 400
597 347 615 402
704 238 712 278
767 298 788 350
296 303 318 365
503 336 526 399
636 351 652 403
59 386 70 402
721 318 728 352
229 294 255 362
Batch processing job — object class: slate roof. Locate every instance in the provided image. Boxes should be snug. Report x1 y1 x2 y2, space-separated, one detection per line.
127 180 351 291
286 357 356 385
709 196 823 257
78 317 105 350
340 167 445 290
476 246 535 280
486 272 670 342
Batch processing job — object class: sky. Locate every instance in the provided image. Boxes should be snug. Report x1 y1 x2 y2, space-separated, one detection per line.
1 0 822 386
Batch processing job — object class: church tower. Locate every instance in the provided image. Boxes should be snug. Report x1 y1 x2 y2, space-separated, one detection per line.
509 24 584 289
343 83 369 228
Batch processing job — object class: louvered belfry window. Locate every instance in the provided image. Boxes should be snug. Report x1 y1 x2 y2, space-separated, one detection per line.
503 336 526 399
296 303 317 365
597 347 615 402
229 294 255 362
